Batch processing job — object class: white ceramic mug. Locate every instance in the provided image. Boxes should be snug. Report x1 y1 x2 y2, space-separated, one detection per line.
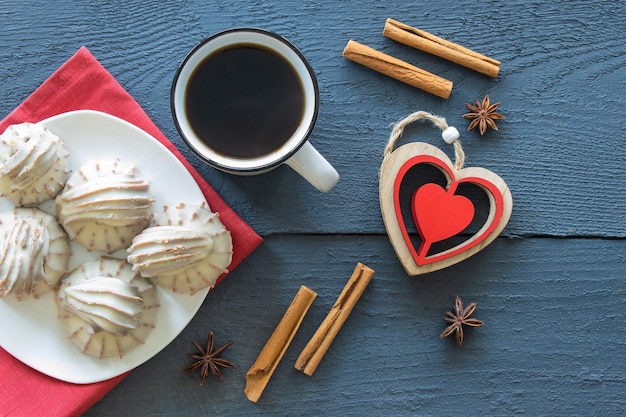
171 28 339 192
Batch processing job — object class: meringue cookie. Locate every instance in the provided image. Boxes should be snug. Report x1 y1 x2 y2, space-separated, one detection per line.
56 158 154 252
127 202 232 295
55 256 159 359
0 122 70 205
0 207 70 300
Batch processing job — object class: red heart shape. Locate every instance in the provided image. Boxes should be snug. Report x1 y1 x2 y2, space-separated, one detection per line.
379 142 512 275
412 183 475 256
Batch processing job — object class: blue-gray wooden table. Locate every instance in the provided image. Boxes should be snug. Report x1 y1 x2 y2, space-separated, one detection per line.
1 1 625 415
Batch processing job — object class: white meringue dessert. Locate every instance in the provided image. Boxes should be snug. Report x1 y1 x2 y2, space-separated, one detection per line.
0 207 70 300
56 158 154 253
0 122 70 205
127 202 232 295
55 256 159 359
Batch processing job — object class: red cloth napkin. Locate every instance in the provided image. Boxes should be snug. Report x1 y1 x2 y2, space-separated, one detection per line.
0 47 262 417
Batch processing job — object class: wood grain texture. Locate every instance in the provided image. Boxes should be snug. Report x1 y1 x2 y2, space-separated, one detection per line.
83 236 626 416
0 0 624 416
0 0 624 237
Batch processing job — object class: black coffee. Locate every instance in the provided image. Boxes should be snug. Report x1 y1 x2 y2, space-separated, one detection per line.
185 43 306 159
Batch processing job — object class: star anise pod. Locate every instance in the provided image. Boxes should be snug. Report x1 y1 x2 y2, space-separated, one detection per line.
440 296 484 347
462 95 505 135
183 331 235 384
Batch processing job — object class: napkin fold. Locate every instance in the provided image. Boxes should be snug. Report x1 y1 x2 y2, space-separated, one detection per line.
0 46 262 417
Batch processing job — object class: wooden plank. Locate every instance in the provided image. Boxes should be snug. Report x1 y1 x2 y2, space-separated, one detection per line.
0 1 624 237
85 235 626 416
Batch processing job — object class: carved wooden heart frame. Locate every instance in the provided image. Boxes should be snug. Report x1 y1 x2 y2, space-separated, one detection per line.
380 142 512 275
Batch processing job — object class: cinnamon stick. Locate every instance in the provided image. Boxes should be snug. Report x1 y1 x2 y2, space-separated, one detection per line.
295 263 374 376
342 40 452 99
244 285 317 403
383 18 501 78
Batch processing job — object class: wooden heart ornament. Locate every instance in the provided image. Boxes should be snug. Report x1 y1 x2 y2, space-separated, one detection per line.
380 141 512 275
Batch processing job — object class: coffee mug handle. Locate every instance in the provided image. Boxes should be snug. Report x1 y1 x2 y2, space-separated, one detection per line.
284 141 339 192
